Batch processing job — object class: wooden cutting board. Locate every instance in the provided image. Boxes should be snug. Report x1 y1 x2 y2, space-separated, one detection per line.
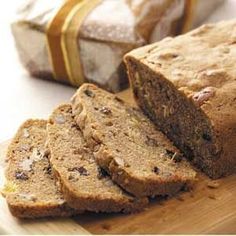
0 89 236 234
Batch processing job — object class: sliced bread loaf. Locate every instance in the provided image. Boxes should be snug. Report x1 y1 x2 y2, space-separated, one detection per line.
3 120 77 218
47 104 148 213
125 20 236 178
71 83 196 197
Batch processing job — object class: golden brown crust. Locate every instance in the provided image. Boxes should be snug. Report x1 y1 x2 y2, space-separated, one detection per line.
125 20 236 179
8 201 76 219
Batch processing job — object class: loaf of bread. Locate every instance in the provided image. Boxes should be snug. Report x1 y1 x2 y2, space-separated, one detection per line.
11 0 185 92
3 120 77 218
11 0 224 92
47 104 148 213
71 83 196 197
125 20 236 179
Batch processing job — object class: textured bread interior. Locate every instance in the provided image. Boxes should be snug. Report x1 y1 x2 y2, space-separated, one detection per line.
126 57 222 178
47 104 148 213
3 119 76 218
71 84 196 197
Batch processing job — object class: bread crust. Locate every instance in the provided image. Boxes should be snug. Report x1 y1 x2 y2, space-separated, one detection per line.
125 20 236 179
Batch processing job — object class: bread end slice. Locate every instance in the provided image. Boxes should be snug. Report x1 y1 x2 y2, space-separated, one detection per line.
3 119 78 218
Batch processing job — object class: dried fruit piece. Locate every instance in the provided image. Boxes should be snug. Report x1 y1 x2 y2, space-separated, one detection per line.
105 121 113 126
114 96 124 104
114 157 125 167
54 115 66 124
68 167 89 176
84 89 95 98
43 166 52 175
97 167 108 180
100 107 112 115
207 180 220 189
202 133 212 142
15 171 29 180
192 87 215 106
153 166 160 174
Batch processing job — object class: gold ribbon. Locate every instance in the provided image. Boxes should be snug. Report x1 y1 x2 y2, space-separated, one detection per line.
181 0 198 33
46 0 102 86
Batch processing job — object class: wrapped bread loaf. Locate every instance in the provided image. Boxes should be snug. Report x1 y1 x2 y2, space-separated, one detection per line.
12 0 224 92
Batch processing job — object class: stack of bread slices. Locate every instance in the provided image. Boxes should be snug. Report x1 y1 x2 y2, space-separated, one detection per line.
2 83 196 218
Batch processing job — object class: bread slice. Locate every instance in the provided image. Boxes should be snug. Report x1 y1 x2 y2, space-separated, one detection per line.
47 104 148 213
71 83 196 197
3 120 77 218
125 20 236 179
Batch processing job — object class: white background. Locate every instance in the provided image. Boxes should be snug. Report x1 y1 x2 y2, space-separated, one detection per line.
0 0 236 142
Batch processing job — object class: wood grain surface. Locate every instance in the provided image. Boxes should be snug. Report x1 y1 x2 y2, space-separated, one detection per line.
0 90 235 234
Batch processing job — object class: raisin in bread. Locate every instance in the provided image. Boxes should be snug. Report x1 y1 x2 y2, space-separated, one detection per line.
71 83 196 197
47 104 148 213
125 20 236 179
2 120 77 218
